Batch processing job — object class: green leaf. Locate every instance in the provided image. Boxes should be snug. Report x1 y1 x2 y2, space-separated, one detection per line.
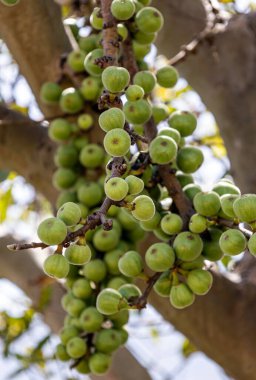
0 187 13 222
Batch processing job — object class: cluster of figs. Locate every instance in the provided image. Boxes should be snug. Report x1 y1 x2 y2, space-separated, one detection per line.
5 0 256 375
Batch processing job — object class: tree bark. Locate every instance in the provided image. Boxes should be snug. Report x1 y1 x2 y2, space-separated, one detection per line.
0 0 72 117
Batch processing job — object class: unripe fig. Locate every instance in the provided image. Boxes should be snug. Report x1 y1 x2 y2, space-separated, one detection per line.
43 254 69 279
1 0 19 6
189 214 207 234
80 76 101 101
176 172 194 187
233 194 256 223
149 136 177 165
134 30 156 44
119 284 142 301
117 23 128 40
53 168 77 190
54 145 78 168
177 146 204 173
73 136 89 150
125 175 144 195
64 244 91 265
38 217 67 245
79 143 105 168
170 283 195 309
117 208 137 230
63 297 86 317
60 326 79 345
118 250 143 277
56 343 70 361
56 192 77 210
99 108 125 131
180 255 205 270
79 35 98 53
59 88 84 114
75 359 90 374
248 233 256 256
104 129 131 157
109 310 129 328
219 229 247 255
93 228 119 251
107 276 127 289
135 6 163 33
133 41 151 60
125 84 144 101
193 191 221 217
140 211 161 231
79 307 104 332
77 182 103 207
102 66 130 93
57 202 81 226
84 48 104 76
105 177 129 201
77 113 93 130
48 118 72 142
145 242 175 272
173 231 203 261
96 288 128 315
40 82 62 104
168 111 197 137
212 181 240 196
156 66 179 88
66 337 87 359
67 50 86 73
133 70 156 94
131 195 155 221
187 269 213 295
153 271 172 297
89 353 112 375
159 127 181 144
160 213 183 235
152 104 169 124
111 0 135 20
104 248 124 275
72 278 92 299
95 328 121 353
220 194 239 218
90 7 103 30
83 259 107 282
183 184 202 201
123 99 152 124
202 227 223 261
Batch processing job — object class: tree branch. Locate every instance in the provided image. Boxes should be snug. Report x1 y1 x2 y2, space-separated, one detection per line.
0 0 72 116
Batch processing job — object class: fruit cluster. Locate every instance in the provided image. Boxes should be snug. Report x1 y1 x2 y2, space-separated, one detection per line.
13 0 256 375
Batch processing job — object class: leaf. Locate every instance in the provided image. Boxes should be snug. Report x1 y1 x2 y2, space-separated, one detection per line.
182 338 197 358
0 187 13 222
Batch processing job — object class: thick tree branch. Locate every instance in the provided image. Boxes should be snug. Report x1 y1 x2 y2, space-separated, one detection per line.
0 105 58 204
0 0 72 116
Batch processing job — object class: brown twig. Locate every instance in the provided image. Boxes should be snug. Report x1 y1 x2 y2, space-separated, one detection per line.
167 0 225 67
130 272 162 310
101 0 119 64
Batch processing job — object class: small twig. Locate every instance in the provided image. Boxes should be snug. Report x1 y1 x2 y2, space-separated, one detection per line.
167 0 224 67
130 272 162 310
